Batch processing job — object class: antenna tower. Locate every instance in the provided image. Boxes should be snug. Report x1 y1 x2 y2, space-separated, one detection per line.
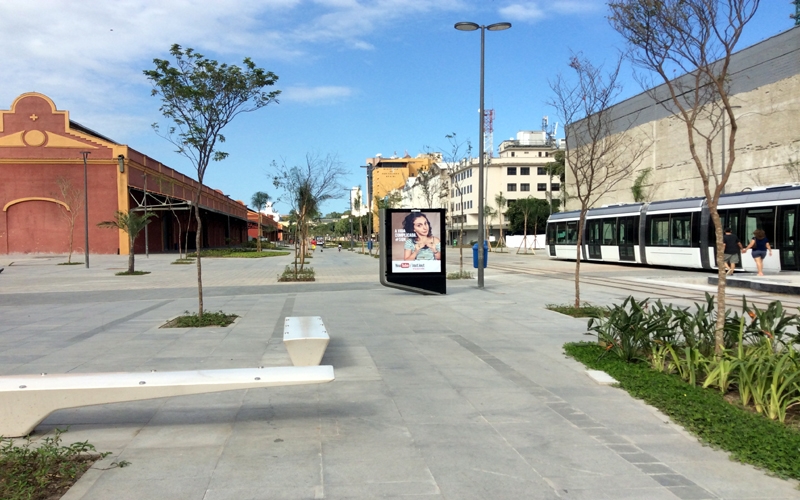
483 109 495 158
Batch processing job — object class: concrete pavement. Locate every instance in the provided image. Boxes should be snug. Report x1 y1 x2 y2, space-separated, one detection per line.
0 248 798 499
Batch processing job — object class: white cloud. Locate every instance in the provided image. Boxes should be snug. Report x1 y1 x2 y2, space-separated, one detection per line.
282 85 354 103
499 2 546 22
499 0 602 23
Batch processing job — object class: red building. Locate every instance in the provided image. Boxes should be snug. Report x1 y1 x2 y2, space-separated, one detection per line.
0 93 248 255
246 209 282 243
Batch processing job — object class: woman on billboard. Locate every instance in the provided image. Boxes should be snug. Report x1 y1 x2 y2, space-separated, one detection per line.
403 213 441 261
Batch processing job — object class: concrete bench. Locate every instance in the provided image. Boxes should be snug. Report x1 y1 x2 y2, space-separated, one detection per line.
0 365 334 438
283 316 330 366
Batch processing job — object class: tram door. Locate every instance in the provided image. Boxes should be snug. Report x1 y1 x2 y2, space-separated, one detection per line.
777 206 799 270
618 217 636 261
587 220 602 259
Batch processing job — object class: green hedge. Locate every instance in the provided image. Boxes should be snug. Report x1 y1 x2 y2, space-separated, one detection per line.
564 342 800 480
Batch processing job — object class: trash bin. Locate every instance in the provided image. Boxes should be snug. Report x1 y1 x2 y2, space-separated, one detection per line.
367 240 373 251
472 241 488 269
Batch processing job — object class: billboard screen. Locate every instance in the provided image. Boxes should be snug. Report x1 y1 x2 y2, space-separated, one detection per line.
389 211 443 274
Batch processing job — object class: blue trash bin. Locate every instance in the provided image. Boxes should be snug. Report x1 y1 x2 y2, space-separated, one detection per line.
367 240 373 251
472 241 488 269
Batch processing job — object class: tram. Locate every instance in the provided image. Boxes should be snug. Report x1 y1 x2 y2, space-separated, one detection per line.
545 184 800 273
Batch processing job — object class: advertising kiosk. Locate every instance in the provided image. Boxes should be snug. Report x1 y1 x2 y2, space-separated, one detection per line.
379 208 446 295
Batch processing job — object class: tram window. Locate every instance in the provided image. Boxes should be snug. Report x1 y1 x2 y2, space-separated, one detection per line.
547 224 556 245
648 216 670 246
618 216 638 245
566 221 578 245
602 219 616 245
671 215 691 247
556 222 567 244
745 207 775 244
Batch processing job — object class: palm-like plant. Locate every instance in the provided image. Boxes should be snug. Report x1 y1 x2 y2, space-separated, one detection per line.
251 191 271 252
494 192 507 251
97 210 155 273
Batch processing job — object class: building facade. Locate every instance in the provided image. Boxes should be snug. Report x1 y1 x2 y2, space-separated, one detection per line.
563 27 800 210
0 93 248 255
444 131 560 243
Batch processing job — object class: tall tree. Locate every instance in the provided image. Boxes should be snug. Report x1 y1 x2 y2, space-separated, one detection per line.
353 190 365 252
145 44 279 317
549 52 650 308
97 211 155 273
251 191 271 252
273 153 347 276
54 177 83 264
609 0 760 354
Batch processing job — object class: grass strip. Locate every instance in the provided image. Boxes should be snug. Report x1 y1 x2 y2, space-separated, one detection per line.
564 342 800 480
195 249 290 258
547 303 608 318
164 310 238 328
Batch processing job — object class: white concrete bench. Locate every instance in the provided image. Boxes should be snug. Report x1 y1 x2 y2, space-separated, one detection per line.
0 365 334 438
283 316 330 366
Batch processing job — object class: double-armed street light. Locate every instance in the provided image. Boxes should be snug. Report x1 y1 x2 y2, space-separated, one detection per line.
454 21 511 288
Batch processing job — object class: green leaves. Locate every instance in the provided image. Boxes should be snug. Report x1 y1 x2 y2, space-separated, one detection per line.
144 44 280 181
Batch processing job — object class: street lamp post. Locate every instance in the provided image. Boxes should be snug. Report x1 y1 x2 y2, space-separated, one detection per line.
80 151 91 268
455 21 511 288
346 188 354 250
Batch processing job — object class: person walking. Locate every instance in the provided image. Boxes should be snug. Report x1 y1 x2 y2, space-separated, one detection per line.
743 228 772 276
722 227 743 276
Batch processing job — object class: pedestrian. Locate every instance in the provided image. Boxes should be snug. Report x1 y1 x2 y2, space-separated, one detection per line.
743 228 772 276
722 227 743 276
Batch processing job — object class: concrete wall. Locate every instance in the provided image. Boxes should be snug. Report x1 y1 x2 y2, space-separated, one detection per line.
564 27 800 209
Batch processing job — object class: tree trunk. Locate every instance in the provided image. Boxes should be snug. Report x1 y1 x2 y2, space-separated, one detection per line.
574 209 587 308
128 238 135 273
520 214 528 254
67 220 74 263
194 189 204 318
709 206 727 355
257 212 262 252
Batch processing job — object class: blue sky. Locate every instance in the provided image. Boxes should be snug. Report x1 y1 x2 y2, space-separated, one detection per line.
0 1 794 214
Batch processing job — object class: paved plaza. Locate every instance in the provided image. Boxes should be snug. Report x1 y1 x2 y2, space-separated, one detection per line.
0 249 798 499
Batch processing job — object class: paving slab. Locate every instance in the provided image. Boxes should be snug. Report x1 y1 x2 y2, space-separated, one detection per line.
0 249 798 499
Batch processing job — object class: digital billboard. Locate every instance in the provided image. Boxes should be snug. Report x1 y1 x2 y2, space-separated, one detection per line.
379 208 446 295
389 211 443 273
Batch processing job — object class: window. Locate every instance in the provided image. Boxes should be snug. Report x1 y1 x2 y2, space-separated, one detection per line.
745 207 775 244
507 167 517 175
551 184 560 191
537 167 546 175
538 152 542 157
566 221 578 245
511 152 515 157
648 216 670 246
507 183 517 192
671 215 691 247
537 183 547 191
521 167 530 175
602 219 616 245
521 183 530 192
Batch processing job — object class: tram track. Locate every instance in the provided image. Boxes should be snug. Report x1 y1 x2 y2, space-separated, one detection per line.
488 262 800 310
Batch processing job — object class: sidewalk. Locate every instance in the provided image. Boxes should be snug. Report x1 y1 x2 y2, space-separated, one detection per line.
0 249 797 499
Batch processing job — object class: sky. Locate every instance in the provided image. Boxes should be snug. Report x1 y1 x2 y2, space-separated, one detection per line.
0 1 794 214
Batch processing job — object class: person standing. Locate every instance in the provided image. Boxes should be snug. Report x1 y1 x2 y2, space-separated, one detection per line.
722 227 743 276
743 228 772 276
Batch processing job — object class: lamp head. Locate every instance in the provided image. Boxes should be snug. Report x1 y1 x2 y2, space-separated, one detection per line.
454 22 479 31
487 22 511 31
117 154 125 173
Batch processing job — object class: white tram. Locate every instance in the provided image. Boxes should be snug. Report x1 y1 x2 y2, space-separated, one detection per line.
545 185 800 273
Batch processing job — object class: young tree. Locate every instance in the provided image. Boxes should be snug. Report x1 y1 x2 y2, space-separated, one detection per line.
97 211 155 273
609 0 760 354
251 191 271 252
483 205 497 251
54 177 82 264
273 153 347 276
353 190 365 252
494 191 507 251
145 44 279 317
443 133 473 275
549 52 650 308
